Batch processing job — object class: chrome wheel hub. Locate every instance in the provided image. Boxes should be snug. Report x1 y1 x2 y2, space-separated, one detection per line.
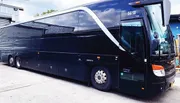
94 70 107 84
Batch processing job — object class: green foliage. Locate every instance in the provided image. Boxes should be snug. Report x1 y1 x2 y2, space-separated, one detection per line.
34 9 58 17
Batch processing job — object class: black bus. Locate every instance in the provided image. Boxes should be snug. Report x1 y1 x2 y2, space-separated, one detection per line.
0 0 176 97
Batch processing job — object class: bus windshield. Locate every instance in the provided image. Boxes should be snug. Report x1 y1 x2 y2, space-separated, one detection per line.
145 4 174 56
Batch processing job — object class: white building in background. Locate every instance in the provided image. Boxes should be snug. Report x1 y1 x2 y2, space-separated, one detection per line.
0 3 23 27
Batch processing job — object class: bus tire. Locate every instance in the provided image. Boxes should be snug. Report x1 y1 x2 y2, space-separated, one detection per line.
8 56 14 67
15 57 21 69
91 67 111 91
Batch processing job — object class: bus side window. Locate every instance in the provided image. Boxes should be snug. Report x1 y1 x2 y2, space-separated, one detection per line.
78 10 100 31
34 11 79 36
120 20 145 58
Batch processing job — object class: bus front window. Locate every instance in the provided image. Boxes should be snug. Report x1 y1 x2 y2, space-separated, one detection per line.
145 4 174 57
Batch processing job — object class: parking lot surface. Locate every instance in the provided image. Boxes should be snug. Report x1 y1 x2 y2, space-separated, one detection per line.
0 63 180 103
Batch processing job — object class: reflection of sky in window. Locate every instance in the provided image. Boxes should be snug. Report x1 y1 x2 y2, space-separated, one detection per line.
15 0 143 33
88 0 141 28
79 11 99 31
94 8 121 27
35 12 78 30
89 1 122 28
21 15 77 34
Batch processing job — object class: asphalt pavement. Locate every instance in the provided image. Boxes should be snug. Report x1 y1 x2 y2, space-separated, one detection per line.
0 63 180 103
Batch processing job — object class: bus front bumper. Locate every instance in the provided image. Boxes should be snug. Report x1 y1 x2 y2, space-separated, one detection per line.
150 75 175 95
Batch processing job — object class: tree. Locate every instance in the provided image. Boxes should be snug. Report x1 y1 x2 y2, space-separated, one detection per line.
34 9 58 17
34 13 40 17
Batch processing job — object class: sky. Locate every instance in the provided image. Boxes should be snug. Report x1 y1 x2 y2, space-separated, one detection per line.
2 0 180 21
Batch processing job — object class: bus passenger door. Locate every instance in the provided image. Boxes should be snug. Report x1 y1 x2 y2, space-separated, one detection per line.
119 19 147 94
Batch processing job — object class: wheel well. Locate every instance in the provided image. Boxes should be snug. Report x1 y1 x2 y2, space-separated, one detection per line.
90 65 110 73
14 56 21 63
14 56 18 60
8 55 13 60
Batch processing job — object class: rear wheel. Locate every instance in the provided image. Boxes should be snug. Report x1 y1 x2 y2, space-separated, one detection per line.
15 57 21 69
8 56 14 67
91 67 111 91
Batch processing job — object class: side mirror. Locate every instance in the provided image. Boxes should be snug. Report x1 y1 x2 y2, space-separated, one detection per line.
162 0 171 26
129 0 171 26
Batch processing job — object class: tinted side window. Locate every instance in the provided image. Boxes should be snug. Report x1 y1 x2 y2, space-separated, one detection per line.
87 1 121 39
78 10 100 31
36 11 79 36
13 25 43 38
88 1 121 28
120 21 144 58
0 28 8 46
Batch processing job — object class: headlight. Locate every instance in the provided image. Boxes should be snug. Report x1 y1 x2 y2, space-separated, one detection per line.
152 64 165 77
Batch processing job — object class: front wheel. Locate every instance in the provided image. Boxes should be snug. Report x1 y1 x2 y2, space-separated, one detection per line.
91 67 112 91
